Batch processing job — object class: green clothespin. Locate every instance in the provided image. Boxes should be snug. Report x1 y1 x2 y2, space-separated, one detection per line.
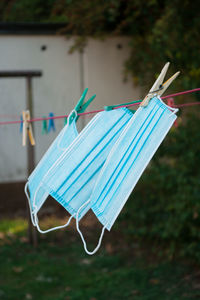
68 88 96 125
104 99 141 113
64 117 68 126
42 117 48 134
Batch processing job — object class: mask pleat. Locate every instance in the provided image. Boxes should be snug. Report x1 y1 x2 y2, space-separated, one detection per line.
41 108 133 220
105 109 169 227
28 118 79 213
92 103 159 209
91 97 177 230
56 110 130 194
100 108 164 218
61 112 132 201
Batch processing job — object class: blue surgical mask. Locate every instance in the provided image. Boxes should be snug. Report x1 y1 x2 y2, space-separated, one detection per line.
25 110 79 232
76 97 178 255
39 107 133 225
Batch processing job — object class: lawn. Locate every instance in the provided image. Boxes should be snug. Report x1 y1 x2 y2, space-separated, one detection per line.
0 217 199 300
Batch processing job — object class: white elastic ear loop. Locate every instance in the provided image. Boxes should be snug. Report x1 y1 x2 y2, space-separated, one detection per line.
76 200 107 255
169 107 179 117
158 96 179 116
34 212 75 234
24 182 37 226
25 182 75 233
57 109 78 151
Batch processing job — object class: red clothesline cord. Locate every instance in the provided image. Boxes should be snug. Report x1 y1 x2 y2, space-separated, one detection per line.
0 88 200 126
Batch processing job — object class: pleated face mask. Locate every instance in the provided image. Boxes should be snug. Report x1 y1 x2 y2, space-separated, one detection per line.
40 107 133 225
76 97 178 255
25 111 78 231
25 88 97 233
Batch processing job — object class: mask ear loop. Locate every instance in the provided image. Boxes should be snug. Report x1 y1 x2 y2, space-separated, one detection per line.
25 182 75 233
34 211 75 234
57 110 78 151
25 182 37 226
157 96 179 116
76 200 107 255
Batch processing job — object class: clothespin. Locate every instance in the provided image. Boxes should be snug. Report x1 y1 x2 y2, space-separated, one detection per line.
42 117 48 134
104 100 137 112
68 88 96 125
48 113 56 132
64 117 68 126
140 62 180 107
22 110 35 146
20 115 23 133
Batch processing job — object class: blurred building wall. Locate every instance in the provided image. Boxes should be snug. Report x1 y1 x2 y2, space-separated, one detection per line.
0 35 141 182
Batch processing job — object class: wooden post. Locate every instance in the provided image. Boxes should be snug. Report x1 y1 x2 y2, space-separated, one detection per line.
26 76 38 247
0 70 42 247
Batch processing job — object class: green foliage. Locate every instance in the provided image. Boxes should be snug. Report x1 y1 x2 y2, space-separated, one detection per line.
1 0 200 90
0 218 198 299
121 113 200 261
124 0 200 92
0 0 58 22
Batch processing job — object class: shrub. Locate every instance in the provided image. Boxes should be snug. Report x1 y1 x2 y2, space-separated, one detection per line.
121 113 200 261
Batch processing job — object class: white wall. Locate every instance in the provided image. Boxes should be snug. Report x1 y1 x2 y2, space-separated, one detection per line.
0 35 141 182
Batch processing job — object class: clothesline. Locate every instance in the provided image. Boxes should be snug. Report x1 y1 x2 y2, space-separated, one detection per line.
0 87 200 126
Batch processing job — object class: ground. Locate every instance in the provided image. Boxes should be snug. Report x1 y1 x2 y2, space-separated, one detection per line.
0 216 200 300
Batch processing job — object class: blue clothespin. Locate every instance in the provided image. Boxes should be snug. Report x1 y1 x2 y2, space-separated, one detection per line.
68 88 96 125
48 112 56 132
20 115 23 133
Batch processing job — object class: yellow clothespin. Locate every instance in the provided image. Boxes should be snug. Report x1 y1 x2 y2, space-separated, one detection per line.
140 62 180 107
22 110 35 146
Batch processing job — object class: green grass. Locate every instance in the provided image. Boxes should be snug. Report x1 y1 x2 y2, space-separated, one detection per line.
0 217 199 300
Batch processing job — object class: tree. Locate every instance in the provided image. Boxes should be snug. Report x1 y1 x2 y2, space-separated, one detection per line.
0 0 200 93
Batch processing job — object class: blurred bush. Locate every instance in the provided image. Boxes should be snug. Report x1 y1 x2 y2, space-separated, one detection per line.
120 113 200 261
1 0 200 92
